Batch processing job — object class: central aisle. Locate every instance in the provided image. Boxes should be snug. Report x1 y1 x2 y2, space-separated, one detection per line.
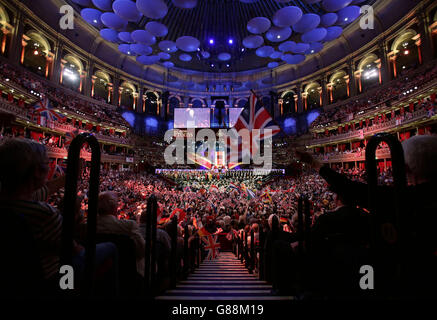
156 252 293 300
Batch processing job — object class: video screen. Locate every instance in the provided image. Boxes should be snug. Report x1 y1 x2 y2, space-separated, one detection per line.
174 108 211 128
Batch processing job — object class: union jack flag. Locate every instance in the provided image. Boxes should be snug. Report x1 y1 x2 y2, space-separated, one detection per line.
64 129 79 149
47 160 67 180
202 234 220 260
227 91 280 163
228 182 240 194
33 98 65 122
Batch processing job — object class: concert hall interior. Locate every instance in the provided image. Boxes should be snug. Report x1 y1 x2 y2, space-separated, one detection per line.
1 0 437 304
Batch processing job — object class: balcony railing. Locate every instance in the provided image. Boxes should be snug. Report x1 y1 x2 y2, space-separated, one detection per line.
309 109 433 146
316 148 392 163
0 100 133 146
45 146 137 164
310 75 437 133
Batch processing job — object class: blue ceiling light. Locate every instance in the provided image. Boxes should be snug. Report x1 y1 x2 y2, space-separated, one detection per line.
336 6 361 25
247 17 271 34
131 29 156 46
255 46 274 58
269 51 282 59
81 8 104 28
172 0 198 9
118 31 133 43
323 26 343 41
136 0 168 19
279 41 297 52
272 6 303 28
100 12 127 30
322 0 353 12
137 55 160 65
268 62 279 68
209 38 214 45
130 43 152 55
265 26 292 42
218 53 231 61
145 21 168 37
158 40 177 53
242 35 264 49
163 61 174 68
179 53 192 61
301 27 327 43
292 13 321 34
100 28 119 42
176 36 200 52
158 52 171 60
113 0 142 22
228 38 234 45
201 51 210 58
92 0 112 11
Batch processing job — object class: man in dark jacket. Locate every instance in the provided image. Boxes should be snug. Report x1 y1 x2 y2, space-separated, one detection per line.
297 135 437 299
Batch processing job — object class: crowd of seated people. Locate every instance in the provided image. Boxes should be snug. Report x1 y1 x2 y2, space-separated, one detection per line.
310 62 437 129
2 118 436 298
312 96 436 140
0 61 130 128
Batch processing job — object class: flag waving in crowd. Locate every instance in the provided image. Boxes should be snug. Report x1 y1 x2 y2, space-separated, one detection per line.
202 233 221 260
47 160 66 180
33 97 65 123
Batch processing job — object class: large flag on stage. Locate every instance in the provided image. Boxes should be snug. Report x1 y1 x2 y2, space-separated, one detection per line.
227 91 280 163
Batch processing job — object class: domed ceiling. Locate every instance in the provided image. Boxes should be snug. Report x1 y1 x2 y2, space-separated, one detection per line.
70 0 376 73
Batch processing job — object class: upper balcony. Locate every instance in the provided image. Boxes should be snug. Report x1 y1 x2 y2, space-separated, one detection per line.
316 147 392 163
308 108 435 147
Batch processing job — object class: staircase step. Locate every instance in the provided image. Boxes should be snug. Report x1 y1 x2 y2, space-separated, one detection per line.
156 296 295 301
158 253 290 301
165 290 272 296
179 280 266 285
176 285 271 289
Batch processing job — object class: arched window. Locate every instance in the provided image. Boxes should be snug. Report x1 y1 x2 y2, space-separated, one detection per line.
119 81 136 110
0 4 11 56
93 70 112 102
282 91 296 114
191 98 203 108
145 92 158 114
61 54 83 92
237 99 247 109
357 54 380 91
304 82 321 110
329 71 348 103
22 31 51 77
169 96 180 115
391 30 420 76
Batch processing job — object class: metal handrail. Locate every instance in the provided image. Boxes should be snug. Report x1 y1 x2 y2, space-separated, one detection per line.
60 132 101 295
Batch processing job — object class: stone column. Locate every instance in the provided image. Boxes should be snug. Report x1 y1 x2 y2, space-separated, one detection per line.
296 84 303 113
9 10 24 65
113 76 120 107
378 41 390 83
